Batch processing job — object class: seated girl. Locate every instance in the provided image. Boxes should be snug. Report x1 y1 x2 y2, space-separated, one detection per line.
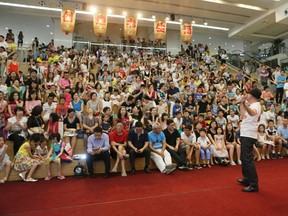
45 133 66 181
213 127 229 165
14 133 41 182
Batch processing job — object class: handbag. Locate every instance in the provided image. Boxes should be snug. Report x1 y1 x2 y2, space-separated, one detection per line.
60 142 73 163
28 116 43 135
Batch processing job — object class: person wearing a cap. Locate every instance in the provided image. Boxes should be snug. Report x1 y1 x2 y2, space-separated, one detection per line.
237 87 262 192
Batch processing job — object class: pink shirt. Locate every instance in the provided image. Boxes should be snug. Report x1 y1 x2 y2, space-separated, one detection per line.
59 78 71 90
25 100 41 112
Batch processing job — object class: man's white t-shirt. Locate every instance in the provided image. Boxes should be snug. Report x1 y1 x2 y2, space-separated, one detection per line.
181 132 197 144
241 102 261 139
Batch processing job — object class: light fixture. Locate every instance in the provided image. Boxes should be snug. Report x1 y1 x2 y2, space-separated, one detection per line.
137 13 142 18
123 11 127 16
50 32 53 35
74 4 80 10
138 17 155 22
107 14 125 18
193 23 229 31
236 4 264 11
203 19 208 25
46 24 50 27
191 18 195 24
166 20 181 25
179 18 183 23
107 9 112 14
5 27 8 30
165 17 170 21
152 15 156 19
209 37 211 39
202 0 265 11
38 1 45 6
89 6 97 13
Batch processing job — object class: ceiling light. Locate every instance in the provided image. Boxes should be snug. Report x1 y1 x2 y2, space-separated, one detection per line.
107 14 125 18
0 2 61 12
179 19 183 23
50 32 53 35
123 11 127 16
46 24 50 27
209 37 211 39
236 4 264 11
191 19 196 24
166 20 181 25
107 9 112 14
137 13 142 18
152 15 156 19
203 0 225 3
165 17 170 21
193 23 229 31
203 19 208 25
5 27 8 30
89 6 97 13
138 17 155 22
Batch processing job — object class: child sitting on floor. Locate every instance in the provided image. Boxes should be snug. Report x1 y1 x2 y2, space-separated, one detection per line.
0 137 12 183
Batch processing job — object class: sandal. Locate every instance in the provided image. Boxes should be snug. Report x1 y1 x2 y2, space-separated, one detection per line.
0 178 7 183
207 164 211 168
19 173 26 181
58 175 65 180
203 164 207 168
44 176 52 181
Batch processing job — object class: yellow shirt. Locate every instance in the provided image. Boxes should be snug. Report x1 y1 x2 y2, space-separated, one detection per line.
7 43 17 53
36 57 43 63
17 142 30 156
48 56 59 63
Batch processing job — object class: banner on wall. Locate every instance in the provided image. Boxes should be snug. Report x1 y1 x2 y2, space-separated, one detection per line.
93 13 108 37
181 23 193 44
154 20 166 41
61 9 76 35
124 17 138 39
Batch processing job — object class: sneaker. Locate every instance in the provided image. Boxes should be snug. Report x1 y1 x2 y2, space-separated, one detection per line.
165 163 177 170
271 153 277 159
266 154 270 160
237 160 242 165
166 167 176 174
187 163 193 170
194 164 202 169
277 153 283 159
261 155 265 160
178 165 189 171
230 161 236 166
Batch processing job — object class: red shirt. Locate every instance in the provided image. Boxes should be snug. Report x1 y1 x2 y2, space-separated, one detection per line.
48 121 59 135
109 130 128 144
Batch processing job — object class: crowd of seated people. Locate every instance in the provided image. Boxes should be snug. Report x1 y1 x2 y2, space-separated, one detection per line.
1 32 288 184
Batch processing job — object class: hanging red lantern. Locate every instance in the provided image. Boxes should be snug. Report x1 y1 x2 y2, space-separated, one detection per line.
181 23 193 44
124 17 138 39
154 20 166 42
61 9 76 35
93 13 108 37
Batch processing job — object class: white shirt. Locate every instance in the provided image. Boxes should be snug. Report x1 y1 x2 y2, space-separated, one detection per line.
241 102 261 139
0 41 8 49
43 102 57 117
227 115 239 128
181 132 196 144
197 136 210 147
284 83 288 98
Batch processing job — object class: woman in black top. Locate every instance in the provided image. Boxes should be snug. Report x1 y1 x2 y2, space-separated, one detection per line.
27 106 45 137
63 108 80 154
184 94 197 117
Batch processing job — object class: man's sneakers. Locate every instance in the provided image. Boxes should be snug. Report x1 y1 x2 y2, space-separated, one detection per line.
277 153 283 159
163 163 177 174
178 164 189 171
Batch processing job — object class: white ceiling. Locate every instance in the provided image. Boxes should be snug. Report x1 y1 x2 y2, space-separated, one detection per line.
1 0 288 43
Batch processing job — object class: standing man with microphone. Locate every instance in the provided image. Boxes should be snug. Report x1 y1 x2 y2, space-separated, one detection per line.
237 88 262 192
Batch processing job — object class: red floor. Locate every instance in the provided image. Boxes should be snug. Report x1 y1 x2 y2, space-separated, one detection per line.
1 159 288 216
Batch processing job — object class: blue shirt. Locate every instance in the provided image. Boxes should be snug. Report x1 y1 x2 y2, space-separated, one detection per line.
277 125 288 140
148 131 166 149
87 133 110 153
276 75 286 88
